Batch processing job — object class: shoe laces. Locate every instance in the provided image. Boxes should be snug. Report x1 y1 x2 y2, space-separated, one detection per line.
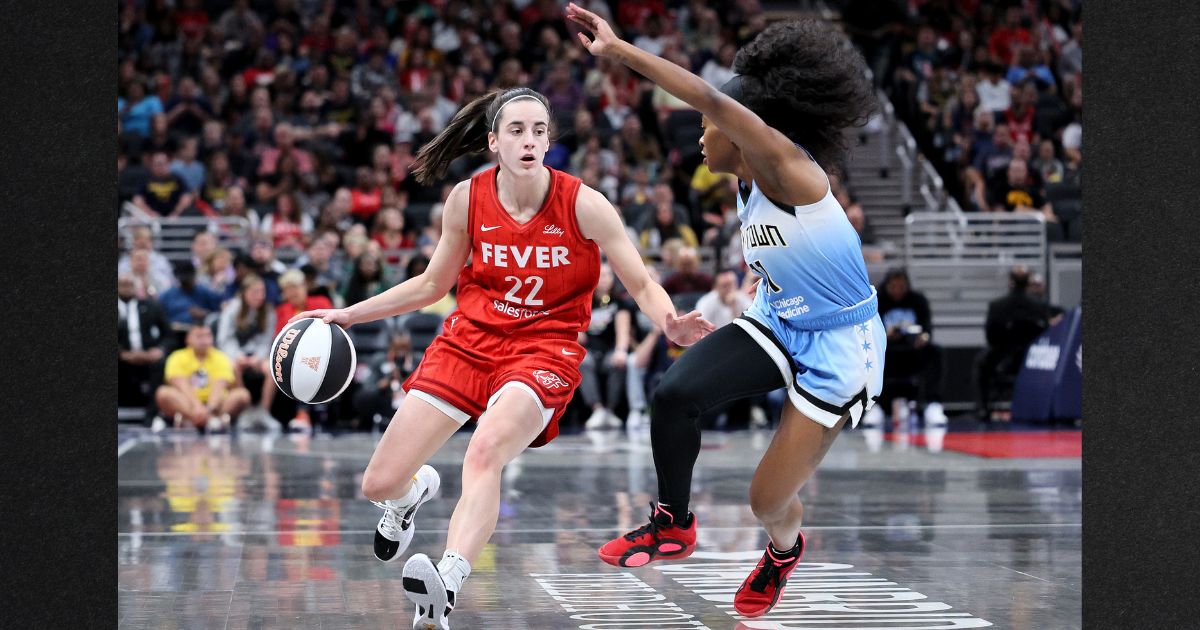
373 500 408 538
750 549 793 592
624 503 672 541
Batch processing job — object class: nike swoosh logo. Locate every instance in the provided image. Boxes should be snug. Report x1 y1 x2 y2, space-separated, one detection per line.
480 225 501 231
561 349 578 356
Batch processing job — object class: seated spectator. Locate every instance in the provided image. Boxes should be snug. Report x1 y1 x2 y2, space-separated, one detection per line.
155 324 250 432
348 166 384 225
216 185 260 231
342 252 389 306
579 264 635 429
352 333 419 430
216 275 280 431
259 191 313 250
118 78 163 137
200 151 247 210
125 248 174 299
163 76 214 137
158 261 224 330
661 246 713 296
224 253 281 305
190 231 217 271
257 122 315 180
197 248 236 295
977 266 1054 420
976 62 1012 113
695 269 751 330
989 159 1056 222
1005 45 1055 89
874 268 945 426
119 226 173 283
293 232 345 298
132 150 194 218
169 137 206 193
372 207 416 266
1030 139 1065 185
119 273 172 422
274 269 334 334
639 197 699 254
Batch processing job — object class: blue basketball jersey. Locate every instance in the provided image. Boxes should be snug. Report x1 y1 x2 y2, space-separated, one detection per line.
737 179 877 331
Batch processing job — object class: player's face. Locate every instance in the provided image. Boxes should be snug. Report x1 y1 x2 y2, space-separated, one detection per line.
699 116 738 174
488 99 551 176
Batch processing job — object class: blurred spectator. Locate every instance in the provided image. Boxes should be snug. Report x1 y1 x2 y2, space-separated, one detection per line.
372 207 415 265
976 62 1012 114
349 167 385 224
1030 139 1065 185
169 137 206 193
158 261 224 330
989 159 1056 222
876 268 945 426
977 266 1055 421
163 75 213 137
988 6 1033 66
700 42 737 87
119 273 171 418
189 231 217 270
695 269 751 330
294 232 346 296
126 248 174 299
580 264 635 430
353 333 419 430
661 246 713 296
274 269 334 335
119 226 174 291
343 252 389 306
118 78 163 138
216 275 280 432
155 324 250 432
133 150 194 218
260 191 313 250
639 195 699 253
197 248 235 295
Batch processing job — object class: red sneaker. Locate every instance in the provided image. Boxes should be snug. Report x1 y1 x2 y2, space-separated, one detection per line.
733 532 806 618
598 503 696 567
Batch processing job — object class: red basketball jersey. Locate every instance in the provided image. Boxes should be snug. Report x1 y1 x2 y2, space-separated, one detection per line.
454 166 601 336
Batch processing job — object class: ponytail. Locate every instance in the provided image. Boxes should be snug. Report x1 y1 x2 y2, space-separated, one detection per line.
410 87 552 186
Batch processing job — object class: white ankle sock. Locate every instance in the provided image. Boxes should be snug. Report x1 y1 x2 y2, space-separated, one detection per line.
391 477 421 506
438 550 471 593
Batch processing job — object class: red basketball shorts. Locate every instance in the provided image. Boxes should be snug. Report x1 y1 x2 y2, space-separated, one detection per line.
401 316 585 447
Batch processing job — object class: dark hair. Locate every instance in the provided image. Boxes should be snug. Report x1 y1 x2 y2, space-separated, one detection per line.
724 19 876 174
410 87 551 185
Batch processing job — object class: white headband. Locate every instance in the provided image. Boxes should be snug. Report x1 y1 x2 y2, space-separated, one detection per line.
490 94 547 131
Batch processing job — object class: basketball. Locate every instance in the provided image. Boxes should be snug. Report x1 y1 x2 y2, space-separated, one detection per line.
269 318 357 404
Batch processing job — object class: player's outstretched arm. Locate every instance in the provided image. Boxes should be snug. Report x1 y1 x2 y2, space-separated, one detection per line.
291 181 472 327
566 2 819 201
575 185 714 347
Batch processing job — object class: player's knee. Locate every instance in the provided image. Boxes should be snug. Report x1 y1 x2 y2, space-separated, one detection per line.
155 386 175 408
463 434 505 475
748 486 792 523
652 371 694 410
361 469 400 502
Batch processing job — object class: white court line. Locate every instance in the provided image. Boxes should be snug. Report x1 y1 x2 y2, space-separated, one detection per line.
117 438 139 458
117 522 1081 537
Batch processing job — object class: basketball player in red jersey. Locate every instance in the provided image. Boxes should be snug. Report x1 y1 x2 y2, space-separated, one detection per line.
291 87 713 629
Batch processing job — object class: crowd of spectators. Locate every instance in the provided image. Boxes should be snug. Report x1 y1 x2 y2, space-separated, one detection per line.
117 0 791 431
840 0 1083 240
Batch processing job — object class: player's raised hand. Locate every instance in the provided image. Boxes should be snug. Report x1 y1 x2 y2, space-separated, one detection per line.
566 2 619 58
664 310 717 347
289 308 353 328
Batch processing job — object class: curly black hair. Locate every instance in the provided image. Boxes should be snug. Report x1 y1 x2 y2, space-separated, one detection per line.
731 19 876 174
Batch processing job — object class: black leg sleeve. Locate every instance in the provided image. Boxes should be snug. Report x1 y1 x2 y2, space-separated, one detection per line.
650 322 787 507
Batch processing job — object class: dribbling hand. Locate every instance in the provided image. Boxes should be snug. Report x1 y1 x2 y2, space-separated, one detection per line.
289 308 353 328
566 2 619 58
664 310 716 347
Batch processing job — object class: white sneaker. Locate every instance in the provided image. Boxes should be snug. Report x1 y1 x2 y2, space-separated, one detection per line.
373 465 441 562
585 408 610 430
404 553 455 630
625 409 647 431
206 415 228 433
150 416 168 433
924 402 948 428
236 407 262 432
604 410 623 429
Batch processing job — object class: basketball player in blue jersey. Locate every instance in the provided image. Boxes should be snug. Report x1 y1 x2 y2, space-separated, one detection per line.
569 4 883 617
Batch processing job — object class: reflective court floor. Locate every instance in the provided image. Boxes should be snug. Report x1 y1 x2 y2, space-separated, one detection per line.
118 425 1082 629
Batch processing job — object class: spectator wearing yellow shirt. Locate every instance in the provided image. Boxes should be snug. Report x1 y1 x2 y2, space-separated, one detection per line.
155 325 250 432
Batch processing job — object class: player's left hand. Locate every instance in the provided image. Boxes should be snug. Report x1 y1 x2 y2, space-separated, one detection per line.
566 2 620 59
664 310 716 347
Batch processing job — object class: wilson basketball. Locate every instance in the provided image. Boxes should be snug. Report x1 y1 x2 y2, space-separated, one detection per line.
270 318 357 404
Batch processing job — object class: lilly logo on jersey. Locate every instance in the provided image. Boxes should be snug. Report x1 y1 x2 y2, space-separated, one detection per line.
532 370 569 389
543 224 564 237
